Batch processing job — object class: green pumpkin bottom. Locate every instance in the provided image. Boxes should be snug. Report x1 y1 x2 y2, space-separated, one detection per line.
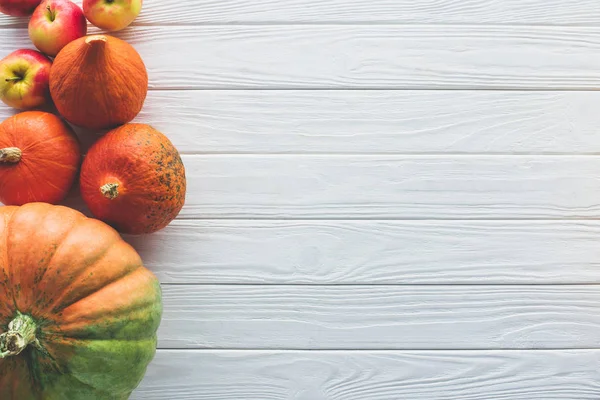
0 203 163 399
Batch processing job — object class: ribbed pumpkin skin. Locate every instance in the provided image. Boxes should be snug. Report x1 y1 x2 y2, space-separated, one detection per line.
0 203 162 399
80 123 186 234
0 111 81 206
49 34 148 130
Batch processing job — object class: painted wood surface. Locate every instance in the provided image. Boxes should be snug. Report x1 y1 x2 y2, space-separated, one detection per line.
5 90 598 155
124 220 600 284
3 1 600 25
132 90 600 155
0 1 597 398
133 1 600 25
132 350 600 400
3 26 600 89
72 90 600 155
96 25 600 89
63 155 600 220
156 285 600 349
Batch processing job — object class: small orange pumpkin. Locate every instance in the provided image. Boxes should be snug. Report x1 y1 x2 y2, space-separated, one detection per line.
80 123 186 235
0 111 81 206
49 34 148 130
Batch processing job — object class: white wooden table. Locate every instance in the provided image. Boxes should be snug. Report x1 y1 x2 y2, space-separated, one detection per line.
5 1 600 398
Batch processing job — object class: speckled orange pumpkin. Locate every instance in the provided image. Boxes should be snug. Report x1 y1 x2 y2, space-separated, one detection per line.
80 123 186 235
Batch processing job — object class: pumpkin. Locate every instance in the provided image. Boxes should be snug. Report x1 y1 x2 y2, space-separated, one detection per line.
49 34 148 130
80 123 186 235
0 111 81 206
0 202 162 399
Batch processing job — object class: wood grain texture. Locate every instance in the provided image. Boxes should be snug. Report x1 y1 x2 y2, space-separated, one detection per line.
113 25 600 89
131 0 600 25
124 220 600 285
85 155 600 220
3 26 600 89
157 285 600 349
3 0 600 25
12 90 600 155
1 0 599 397
130 90 600 155
132 350 600 400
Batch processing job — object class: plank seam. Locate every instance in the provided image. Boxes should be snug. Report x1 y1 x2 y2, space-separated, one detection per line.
6 22 600 28
170 217 600 221
154 347 600 352
157 283 600 286
147 87 600 92
176 153 600 156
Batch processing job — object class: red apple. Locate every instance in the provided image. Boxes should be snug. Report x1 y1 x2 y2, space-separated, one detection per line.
83 0 142 32
29 0 87 57
0 0 42 16
0 49 52 110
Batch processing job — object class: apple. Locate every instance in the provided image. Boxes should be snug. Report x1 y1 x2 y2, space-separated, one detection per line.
29 0 87 57
0 49 52 110
0 0 42 16
83 0 142 31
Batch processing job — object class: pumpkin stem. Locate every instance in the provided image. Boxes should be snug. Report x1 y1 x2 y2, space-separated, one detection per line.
101 183 120 200
0 147 21 163
0 312 39 359
85 35 108 46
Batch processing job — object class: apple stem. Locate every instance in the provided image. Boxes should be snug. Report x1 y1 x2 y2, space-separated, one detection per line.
5 77 21 82
46 6 56 22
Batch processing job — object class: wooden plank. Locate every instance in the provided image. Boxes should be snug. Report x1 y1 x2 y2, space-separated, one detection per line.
3 26 600 89
10 90 600 155
89 155 600 220
132 349 600 400
109 25 600 90
156 285 600 349
131 90 600 155
130 0 600 25
124 220 600 285
3 1 600 26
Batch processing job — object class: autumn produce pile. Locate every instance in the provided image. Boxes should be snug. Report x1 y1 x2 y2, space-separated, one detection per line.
0 1 184 398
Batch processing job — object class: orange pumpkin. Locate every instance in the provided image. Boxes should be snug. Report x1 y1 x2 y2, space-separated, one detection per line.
49 34 148 130
80 123 186 234
0 202 162 399
0 111 81 206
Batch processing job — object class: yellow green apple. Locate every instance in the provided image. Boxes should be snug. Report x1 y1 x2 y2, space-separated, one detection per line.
29 0 87 57
0 49 52 109
83 0 142 31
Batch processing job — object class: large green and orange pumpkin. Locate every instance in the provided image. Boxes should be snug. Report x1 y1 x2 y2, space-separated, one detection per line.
0 202 162 399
